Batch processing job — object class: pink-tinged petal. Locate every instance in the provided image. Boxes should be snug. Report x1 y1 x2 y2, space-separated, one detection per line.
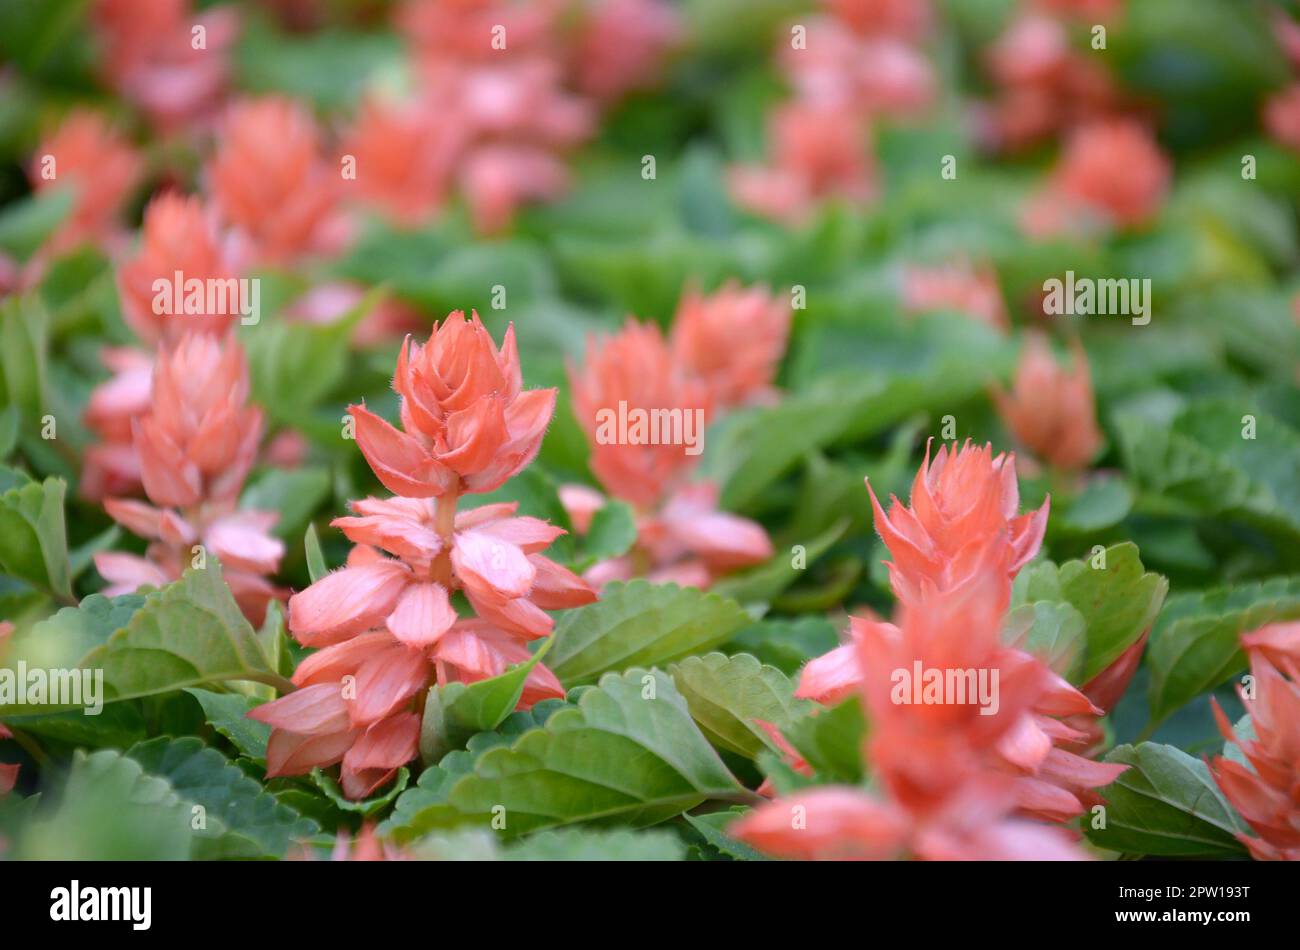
1033 667 1102 717
331 514 443 565
476 516 566 555
292 630 397 688
438 395 508 476
1242 621 1300 670
135 417 202 507
995 714 1052 773
265 726 359 777
461 388 557 493
519 662 566 707
1014 776 1086 823
527 555 597 609
731 787 910 861
466 590 554 640
667 510 773 568
93 551 171 594
102 497 165 540
343 713 420 773
1008 496 1050 573
248 683 351 735
349 644 431 726
1081 631 1147 713
204 513 285 574
350 403 454 498
921 819 1088 862
452 528 535 602
385 582 457 648
287 560 411 647
453 502 519 530
0 760 18 794
1038 748 1128 790
795 643 863 705
558 483 605 535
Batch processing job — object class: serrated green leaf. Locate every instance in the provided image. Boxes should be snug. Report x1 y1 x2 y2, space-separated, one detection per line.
1085 742 1248 858
548 580 750 686
1016 542 1167 682
1004 600 1087 681
185 687 273 762
1147 576 1300 721
782 696 867 784
682 808 770 861
420 639 552 761
382 669 746 840
16 749 193 860
0 465 70 600
126 736 318 859
505 827 684 861
81 561 292 705
311 766 409 818
669 652 812 758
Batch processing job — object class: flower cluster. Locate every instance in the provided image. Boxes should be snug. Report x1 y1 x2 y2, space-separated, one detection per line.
1210 623 1300 860
249 313 596 798
92 334 285 624
729 0 935 223
563 285 787 588
993 332 1103 472
737 442 1130 859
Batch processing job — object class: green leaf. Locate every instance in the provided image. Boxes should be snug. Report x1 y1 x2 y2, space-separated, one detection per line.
0 405 18 459
1003 600 1087 682
81 561 291 706
548 580 751 687
682 808 770 861
0 187 73 261
185 687 272 763
1116 400 1300 556
382 669 746 840
710 518 847 606
303 522 328 584
782 696 867 784
577 499 637 565
311 766 410 818
1147 577 1300 722
0 465 70 600
1057 475 1134 533
669 652 812 758
1015 542 1167 682
126 736 318 859
726 616 840 677
16 749 193 860
0 593 143 718
420 639 553 761
0 295 49 425
1084 743 1249 858
504 827 684 861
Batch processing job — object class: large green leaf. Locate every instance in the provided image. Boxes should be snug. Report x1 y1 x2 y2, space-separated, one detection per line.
381 669 746 840
1116 400 1300 555
1015 542 1167 682
15 749 194 860
126 736 318 859
504 827 684 861
1147 577 1300 722
81 561 292 705
548 580 750 687
185 687 272 762
669 652 812 758
420 639 553 761
1084 742 1249 858
0 465 70 600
